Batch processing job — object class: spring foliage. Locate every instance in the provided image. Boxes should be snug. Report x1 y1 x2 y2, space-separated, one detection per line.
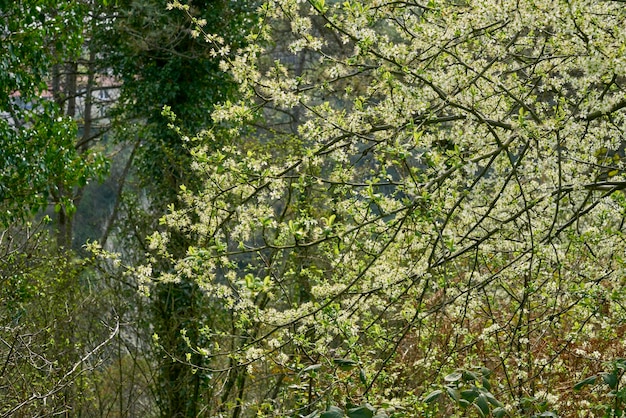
0 1 108 225
148 0 626 415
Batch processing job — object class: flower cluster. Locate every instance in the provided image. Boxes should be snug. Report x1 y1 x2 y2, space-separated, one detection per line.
146 0 626 415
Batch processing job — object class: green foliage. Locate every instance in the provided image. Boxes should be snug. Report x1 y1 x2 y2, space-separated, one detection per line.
313 403 381 418
424 368 506 417
143 0 626 416
93 1 260 416
321 405 345 418
0 1 108 225
9 0 626 416
102 0 256 200
575 359 626 417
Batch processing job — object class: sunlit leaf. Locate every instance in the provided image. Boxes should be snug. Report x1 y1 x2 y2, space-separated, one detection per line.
444 371 463 382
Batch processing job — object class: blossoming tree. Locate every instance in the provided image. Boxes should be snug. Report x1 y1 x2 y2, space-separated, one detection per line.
148 0 626 415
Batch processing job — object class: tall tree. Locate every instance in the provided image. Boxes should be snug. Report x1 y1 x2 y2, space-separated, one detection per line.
96 0 257 416
0 3 118 414
148 0 626 416
0 2 153 416
0 0 108 236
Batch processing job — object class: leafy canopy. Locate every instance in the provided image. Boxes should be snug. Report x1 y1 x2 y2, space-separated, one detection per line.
146 0 626 415
0 1 108 225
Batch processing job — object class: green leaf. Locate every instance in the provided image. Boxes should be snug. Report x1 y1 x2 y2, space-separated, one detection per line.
460 389 478 403
301 364 322 374
474 394 490 416
311 0 327 12
462 370 478 381
423 389 443 403
347 403 375 418
574 375 598 390
359 368 367 386
482 391 503 407
333 358 358 370
493 407 508 417
444 371 463 382
603 372 618 389
321 406 344 418
445 386 460 402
